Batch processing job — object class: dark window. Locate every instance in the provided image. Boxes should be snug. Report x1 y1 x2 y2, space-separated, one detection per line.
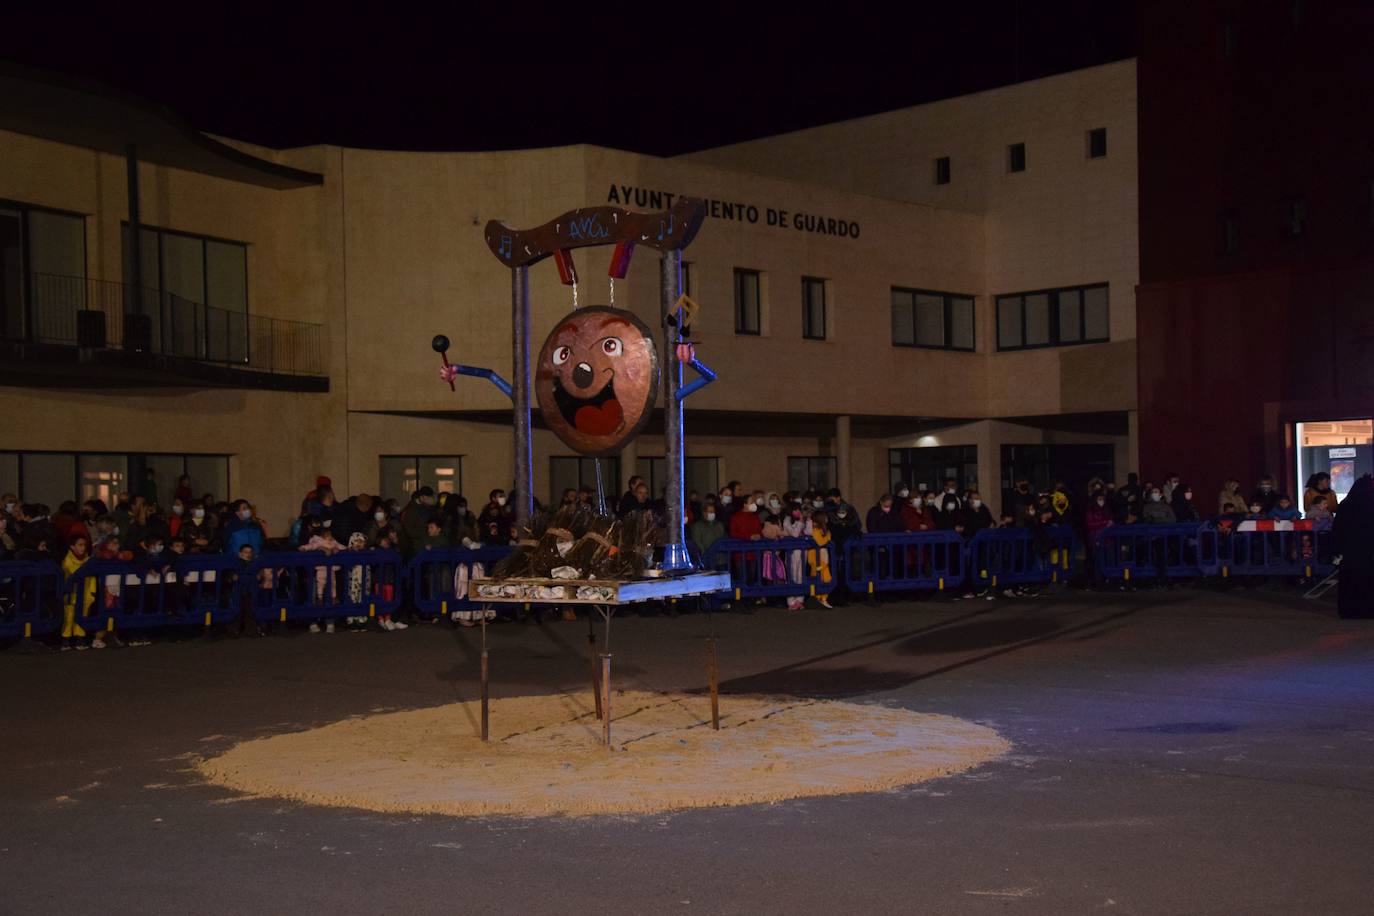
121 223 249 363
734 268 761 335
0 200 87 344
636 456 720 501
995 283 1109 351
787 457 837 493
1283 198 1307 238
1222 22 1238 57
549 456 621 507
1008 143 1026 173
999 444 1114 516
0 450 228 509
935 156 951 185
891 288 975 351
1088 128 1107 159
802 276 826 340
379 456 463 500
889 446 978 495
1221 213 1239 255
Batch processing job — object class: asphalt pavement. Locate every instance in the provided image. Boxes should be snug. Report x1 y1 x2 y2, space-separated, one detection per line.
3 586 1373 915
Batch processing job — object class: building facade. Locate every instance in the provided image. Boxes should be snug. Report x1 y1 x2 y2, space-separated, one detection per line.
0 60 1138 529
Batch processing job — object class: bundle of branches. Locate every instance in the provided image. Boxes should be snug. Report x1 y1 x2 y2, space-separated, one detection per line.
491 504 606 579
491 507 555 579
590 510 661 579
562 514 618 576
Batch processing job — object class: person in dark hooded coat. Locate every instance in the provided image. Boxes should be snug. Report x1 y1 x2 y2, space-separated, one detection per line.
1333 474 1374 619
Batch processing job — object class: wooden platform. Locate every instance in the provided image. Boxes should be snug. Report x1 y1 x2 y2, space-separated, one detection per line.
471 571 730 605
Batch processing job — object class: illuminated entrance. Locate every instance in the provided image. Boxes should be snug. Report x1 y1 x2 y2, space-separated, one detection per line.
1295 419 1372 503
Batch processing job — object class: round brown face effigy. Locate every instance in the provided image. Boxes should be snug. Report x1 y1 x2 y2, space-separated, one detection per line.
535 306 659 457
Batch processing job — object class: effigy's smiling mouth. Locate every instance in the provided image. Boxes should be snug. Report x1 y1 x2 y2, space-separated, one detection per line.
553 375 624 435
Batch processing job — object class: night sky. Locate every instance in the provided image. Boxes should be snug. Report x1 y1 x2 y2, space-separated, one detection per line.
7 4 1132 156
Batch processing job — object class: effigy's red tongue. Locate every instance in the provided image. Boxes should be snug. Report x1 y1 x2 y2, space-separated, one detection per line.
575 399 622 435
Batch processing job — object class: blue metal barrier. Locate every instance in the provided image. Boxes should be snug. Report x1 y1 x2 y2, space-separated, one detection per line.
247 550 404 623
1094 523 1218 581
0 560 63 639
406 546 514 617
68 555 246 633
969 526 1078 588
1217 527 1335 578
841 530 966 594
702 537 836 602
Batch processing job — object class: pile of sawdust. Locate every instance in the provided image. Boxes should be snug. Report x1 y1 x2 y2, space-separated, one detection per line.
197 691 1008 817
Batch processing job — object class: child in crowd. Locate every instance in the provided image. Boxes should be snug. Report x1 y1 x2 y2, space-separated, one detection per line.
60 534 95 650
299 521 343 633
233 543 267 637
807 510 833 609
781 505 809 610
1269 494 1301 521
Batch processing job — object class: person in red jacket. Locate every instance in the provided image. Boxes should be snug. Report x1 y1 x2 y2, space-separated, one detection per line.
726 495 764 604
728 495 763 540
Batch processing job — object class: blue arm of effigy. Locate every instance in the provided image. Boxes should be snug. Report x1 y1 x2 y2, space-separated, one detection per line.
676 358 717 401
454 365 514 400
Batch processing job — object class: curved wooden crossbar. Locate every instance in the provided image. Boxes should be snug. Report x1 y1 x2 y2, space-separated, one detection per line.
484 198 707 267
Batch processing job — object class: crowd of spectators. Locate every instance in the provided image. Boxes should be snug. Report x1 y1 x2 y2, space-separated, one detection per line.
0 466 1355 648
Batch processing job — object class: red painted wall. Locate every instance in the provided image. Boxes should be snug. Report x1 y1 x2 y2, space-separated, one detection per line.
1136 0 1374 503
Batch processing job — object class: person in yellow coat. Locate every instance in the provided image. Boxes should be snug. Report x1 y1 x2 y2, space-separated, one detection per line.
61 534 97 651
807 511 834 609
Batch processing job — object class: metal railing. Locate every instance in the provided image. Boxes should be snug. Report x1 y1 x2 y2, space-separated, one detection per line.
13 273 326 377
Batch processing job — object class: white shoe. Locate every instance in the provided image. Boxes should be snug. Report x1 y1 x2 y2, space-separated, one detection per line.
381 619 395 631
308 623 321 634
390 620 408 630
325 622 336 634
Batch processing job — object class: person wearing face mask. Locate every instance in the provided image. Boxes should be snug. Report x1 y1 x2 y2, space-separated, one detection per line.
823 487 858 522
1141 487 1176 524
1170 484 1200 523
728 495 764 540
900 492 935 533
963 492 995 535
1161 473 1181 505
222 500 265 558
688 498 725 560
866 494 903 536
763 492 784 522
725 497 765 608
1085 490 1115 551
367 502 400 545
715 486 737 528
181 503 219 554
1251 475 1279 514
1217 479 1245 517
940 478 963 511
1 493 17 518
167 497 189 539
894 483 911 503
478 489 514 546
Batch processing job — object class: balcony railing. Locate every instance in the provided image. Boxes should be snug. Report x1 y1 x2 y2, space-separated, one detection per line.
12 273 326 378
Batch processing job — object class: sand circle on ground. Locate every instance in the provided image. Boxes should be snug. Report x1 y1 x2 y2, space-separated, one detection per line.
197 691 1009 817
